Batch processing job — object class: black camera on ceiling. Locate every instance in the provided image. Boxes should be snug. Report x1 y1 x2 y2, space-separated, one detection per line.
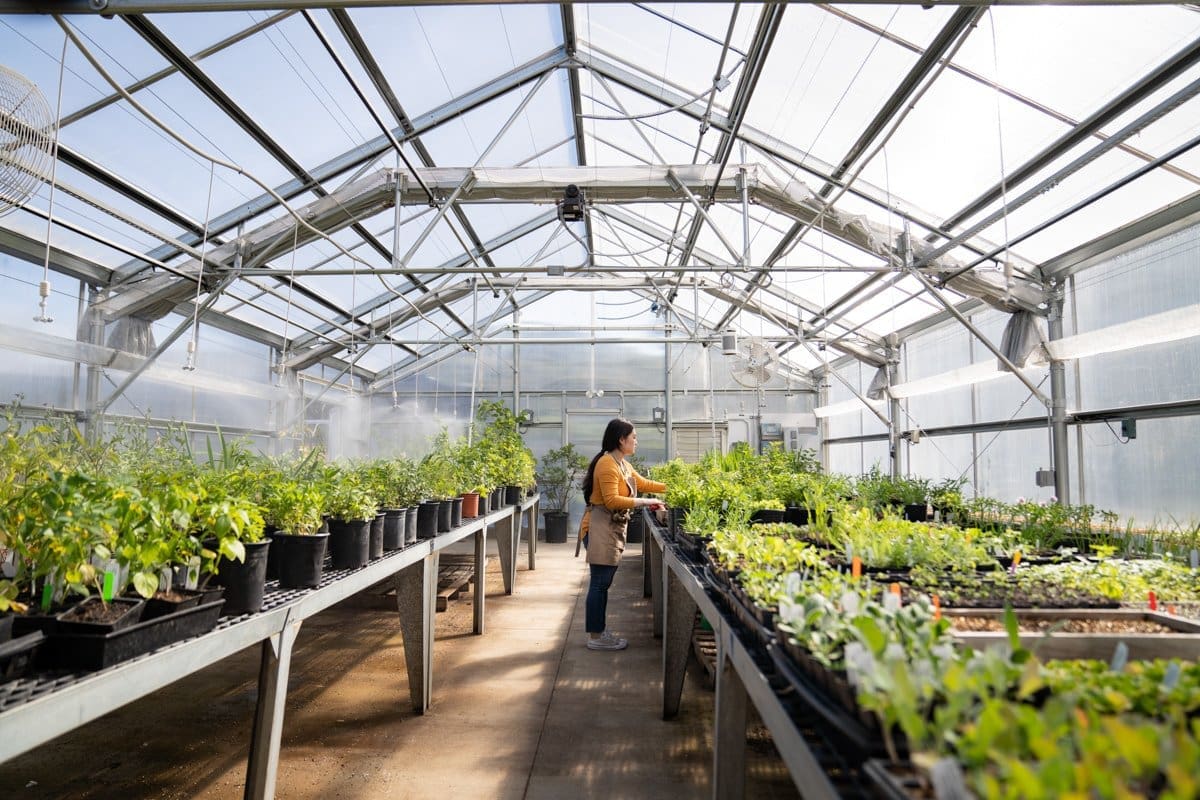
557 184 584 222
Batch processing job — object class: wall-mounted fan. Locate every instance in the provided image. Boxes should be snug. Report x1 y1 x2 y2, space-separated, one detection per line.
728 336 779 391
0 64 55 218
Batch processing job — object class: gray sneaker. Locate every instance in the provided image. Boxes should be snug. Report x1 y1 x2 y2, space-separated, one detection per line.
586 631 628 651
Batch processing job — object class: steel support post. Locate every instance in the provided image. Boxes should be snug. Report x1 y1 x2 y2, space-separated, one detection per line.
494 508 517 595
713 628 748 800
525 496 538 570
395 551 439 714
473 526 487 635
83 286 104 439
648 532 664 637
1048 293 1071 504
245 617 303 800
663 565 697 720
887 343 902 479
664 324 673 458
642 512 653 599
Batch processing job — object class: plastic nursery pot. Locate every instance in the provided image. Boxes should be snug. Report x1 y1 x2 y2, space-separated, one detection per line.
328 519 371 570
405 506 419 545
451 496 464 528
369 513 386 559
903 503 930 522
382 509 406 550
57 596 145 634
437 500 453 533
544 510 569 544
263 525 282 580
417 501 440 540
275 533 330 590
478 493 490 515
216 539 272 615
461 492 479 519
627 510 645 544
750 509 786 525
504 485 522 505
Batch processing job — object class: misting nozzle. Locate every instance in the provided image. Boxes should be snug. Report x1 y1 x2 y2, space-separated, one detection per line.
183 339 197 371
33 280 53 323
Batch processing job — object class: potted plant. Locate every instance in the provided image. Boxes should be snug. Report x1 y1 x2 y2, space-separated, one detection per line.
261 475 327 589
323 466 377 570
538 444 587 544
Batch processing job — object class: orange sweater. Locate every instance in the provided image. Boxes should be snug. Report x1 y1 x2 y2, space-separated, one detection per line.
589 455 665 510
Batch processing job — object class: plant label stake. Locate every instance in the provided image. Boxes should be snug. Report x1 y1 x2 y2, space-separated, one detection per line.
929 757 970 800
1010 550 1022 574
883 584 902 611
40 582 54 612
1163 661 1182 691
932 594 942 621
1110 641 1129 673
851 556 862 579
1148 591 1158 611
0 547 14 579
185 557 200 591
159 566 173 592
102 570 116 602
1191 549 1198 570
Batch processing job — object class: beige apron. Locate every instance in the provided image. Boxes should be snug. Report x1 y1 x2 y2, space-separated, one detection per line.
585 455 637 567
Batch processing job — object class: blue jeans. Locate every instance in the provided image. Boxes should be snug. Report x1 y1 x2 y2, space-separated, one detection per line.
586 564 619 634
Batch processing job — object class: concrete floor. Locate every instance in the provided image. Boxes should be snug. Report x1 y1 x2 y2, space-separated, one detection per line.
0 537 801 799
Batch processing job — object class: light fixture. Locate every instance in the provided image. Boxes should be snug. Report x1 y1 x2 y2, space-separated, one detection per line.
547 264 564 277
557 183 584 222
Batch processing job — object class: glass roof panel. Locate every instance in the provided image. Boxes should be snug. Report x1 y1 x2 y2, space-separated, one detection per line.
346 4 561 120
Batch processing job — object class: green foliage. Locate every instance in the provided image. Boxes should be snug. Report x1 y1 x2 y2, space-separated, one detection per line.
538 443 588 513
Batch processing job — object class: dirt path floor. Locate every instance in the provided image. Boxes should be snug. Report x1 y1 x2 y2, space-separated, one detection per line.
0 537 801 799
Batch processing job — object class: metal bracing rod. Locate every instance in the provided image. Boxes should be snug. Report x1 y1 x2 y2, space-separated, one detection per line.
805 339 892 429
591 72 668 163
927 72 1200 280
713 7 983 334
231 262 897 277
672 5 784 274
61 11 295 127
331 7 505 295
943 129 1200 282
939 34 1200 236
561 3 596 268
666 169 745 264
818 3 1200 188
906 267 1051 407
276 338 376 435
1047 292 1071 504
663 1 740 269
111 46 567 284
92 273 237 416
397 174 478 268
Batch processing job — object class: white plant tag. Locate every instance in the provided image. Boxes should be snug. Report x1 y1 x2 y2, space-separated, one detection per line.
185 557 201 590
158 566 173 592
1191 549 1198 570
929 757 971 799
0 547 15 578
883 590 901 612
1110 641 1129 673
843 642 871 688
1162 661 1182 691
785 572 801 597
841 591 860 615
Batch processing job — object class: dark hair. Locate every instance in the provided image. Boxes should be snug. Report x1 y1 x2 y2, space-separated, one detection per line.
580 417 635 505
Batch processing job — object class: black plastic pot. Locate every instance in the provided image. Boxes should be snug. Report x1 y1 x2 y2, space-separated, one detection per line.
383 509 406 550
750 508 786 525
328 519 371 570
369 513 385 559
264 525 282 580
417 501 440 540
627 509 645 544
405 506 419 545
544 510 569 543
57 596 145 635
142 588 204 621
0 631 44 684
215 539 271 615
492 487 505 509
276 533 329 589
504 485 522 505
478 492 490 515
450 496 464 528
0 613 12 644
437 500 453 533
904 503 929 522
784 506 810 526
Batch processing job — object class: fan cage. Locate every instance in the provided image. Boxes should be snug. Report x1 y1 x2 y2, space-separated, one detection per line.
0 64 54 218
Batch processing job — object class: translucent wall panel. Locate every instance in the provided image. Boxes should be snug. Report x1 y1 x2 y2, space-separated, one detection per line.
903 321 973 429
905 434 974 493
974 427 1058 505
1078 417 1200 525
1072 224 1200 409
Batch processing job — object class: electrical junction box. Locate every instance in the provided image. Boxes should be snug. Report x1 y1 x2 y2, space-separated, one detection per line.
759 422 782 440
1121 418 1137 440
783 427 804 452
1035 468 1056 488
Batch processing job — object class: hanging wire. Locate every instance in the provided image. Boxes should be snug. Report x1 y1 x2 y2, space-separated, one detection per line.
34 33 70 324
276 223 301 383
184 162 217 372
988 9 1014 301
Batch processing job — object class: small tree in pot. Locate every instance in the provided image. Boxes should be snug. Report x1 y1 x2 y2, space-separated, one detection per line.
538 444 587 544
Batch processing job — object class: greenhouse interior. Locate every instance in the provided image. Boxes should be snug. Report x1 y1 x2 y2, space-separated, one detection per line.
2 1 1200 798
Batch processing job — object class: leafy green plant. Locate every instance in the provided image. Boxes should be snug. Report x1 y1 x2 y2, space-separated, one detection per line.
537 443 587 513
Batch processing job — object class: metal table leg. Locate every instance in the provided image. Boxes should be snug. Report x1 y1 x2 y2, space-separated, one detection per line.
648 535 664 638
494 511 517 595
396 552 439 713
245 616 303 800
473 527 486 635
663 566 697 720
713 628 748 800
525 502 538 570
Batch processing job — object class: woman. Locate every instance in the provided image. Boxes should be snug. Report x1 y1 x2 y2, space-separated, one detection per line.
579 418 665 651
